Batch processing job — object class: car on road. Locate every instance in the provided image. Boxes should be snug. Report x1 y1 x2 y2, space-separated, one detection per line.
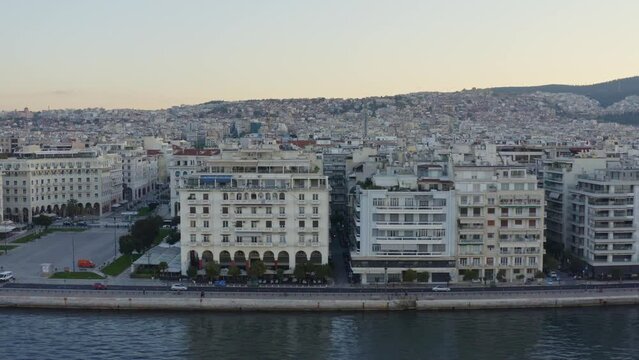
77 259 96 268
170 284 188 291
0 271 15 282
93 283 107 290
432 285 451 292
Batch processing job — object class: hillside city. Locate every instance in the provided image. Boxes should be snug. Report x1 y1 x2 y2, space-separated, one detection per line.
2 85 639 286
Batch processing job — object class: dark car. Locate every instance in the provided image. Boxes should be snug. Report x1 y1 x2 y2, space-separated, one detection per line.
76 221 88 227
63 221 72 226
93 283 107 290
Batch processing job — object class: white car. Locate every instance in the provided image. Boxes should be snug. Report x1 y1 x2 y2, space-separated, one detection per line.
170 284 188 291
432 285 451 292
0 271 14 282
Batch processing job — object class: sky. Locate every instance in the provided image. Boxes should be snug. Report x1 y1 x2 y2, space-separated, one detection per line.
1 0 638 110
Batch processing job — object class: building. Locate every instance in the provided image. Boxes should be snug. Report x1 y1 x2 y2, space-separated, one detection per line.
168 148 218 217
454 165 545 282
178 146 330 276
0 146 123 223
120 148 159 204
542 157 611 250
349 173 457 284
322 150 351 218
569 167 639 278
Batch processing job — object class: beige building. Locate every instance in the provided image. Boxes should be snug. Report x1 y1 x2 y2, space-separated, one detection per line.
178 146 330 276
454 166 545 282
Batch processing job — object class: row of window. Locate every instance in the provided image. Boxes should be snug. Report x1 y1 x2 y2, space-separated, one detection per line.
459 256 538 266
188 233 320 244
189 219 321 229
189 206 321 215
5 193 99 203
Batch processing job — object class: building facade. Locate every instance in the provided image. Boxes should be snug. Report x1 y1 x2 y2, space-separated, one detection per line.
569 167 639 278
178 147 330 275
454 166 545 282
349 174 457 284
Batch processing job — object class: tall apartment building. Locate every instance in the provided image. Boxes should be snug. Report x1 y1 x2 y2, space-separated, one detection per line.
454 166 545 282
349 173 457 284
542 157 611 250
168 149 218 217
322 150 351 218
0 147 123 223
569 167 639 277
178 147 329 275
120 148 159 203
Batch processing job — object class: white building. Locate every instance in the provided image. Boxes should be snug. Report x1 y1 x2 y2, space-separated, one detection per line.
349 173 457 284
178 147 330 276
569 167 639 278
168 148 218 217
0 147 123 223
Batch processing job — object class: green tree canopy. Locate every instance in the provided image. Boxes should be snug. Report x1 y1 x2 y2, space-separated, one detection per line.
33 214 53 229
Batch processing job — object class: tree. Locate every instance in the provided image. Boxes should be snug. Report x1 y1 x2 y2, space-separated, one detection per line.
462 269 479 281
534 271 546 279
186 265 197 279
171 216 180 227
403 269 418 283
543 255 560 273
276 268 284 281
33 214 53 229
416 271 430 283
248 260 267 279
205 261 220 281
611 269 623 282
66 199 80 218
158 261 168 275
228 264 241 281
496 269 507 282
294 264 307 281
516 274 526 282
118 235 135 256
166 230 180 245
314 264 333 280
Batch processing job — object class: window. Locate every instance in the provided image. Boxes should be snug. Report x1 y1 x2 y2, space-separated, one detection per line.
487 208 495 214
203 234 210 243
299 207 305 215
222 207 229 214
514 183 524 191
298 235 305 244
312 194 319 201
501 220 508 227
203 220 209 228
515 208 523 215
459 258 467 266
203 193 209 200
203 207 209 214
299 194 305 201
251 236 258 243
188 193 195 200
313 234 319 243
500 257 508 265
515 257 523 266
251 207 257 214
223 193 228 200
279 207 285 215
266 221 272 228
501 183 509 191
190 234 196 243
487 220 495 226
390 198 399 206
514 219 523 225
190 207 196 214
279 220 286 228
266 235 272 243
279 235 286 244
266 207 272 214
299 220 305 228
313 207 319 214
222 235 229 243
222 221 228 228
313 220 319 228
529 208 537 216
235 207 242 214
251 221 258 228
236 236 243 243
529 219 536 227
528 257 537 265
190 220 196 228
235 221 243 228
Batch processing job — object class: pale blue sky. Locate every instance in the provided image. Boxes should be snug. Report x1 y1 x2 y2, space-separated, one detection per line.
1 0 638 110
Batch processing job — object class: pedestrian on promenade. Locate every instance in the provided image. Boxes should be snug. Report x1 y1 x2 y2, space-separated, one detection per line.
200 291 205 298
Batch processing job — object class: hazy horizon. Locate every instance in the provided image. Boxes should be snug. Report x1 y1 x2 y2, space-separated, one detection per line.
2 0 639 111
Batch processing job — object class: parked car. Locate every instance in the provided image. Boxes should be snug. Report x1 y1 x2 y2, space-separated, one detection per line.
77 259 96 268
213 280 227 287
76 221 88 227
432 285 451 292
0 271 15 282
170 284 188 291
62 221 72 226
93 283 107 290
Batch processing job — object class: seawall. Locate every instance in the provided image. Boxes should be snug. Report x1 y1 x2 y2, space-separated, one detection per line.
2 294 639 311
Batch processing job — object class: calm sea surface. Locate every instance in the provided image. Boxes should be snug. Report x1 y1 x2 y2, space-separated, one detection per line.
1 307 638 360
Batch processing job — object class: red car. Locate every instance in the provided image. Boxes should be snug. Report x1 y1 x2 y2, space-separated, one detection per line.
93 283 107 290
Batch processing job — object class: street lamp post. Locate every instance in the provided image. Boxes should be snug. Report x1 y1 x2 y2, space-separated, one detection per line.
71 234 76 272
113 216 117 259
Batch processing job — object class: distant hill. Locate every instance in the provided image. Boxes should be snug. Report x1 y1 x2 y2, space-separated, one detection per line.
492 76 639 107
